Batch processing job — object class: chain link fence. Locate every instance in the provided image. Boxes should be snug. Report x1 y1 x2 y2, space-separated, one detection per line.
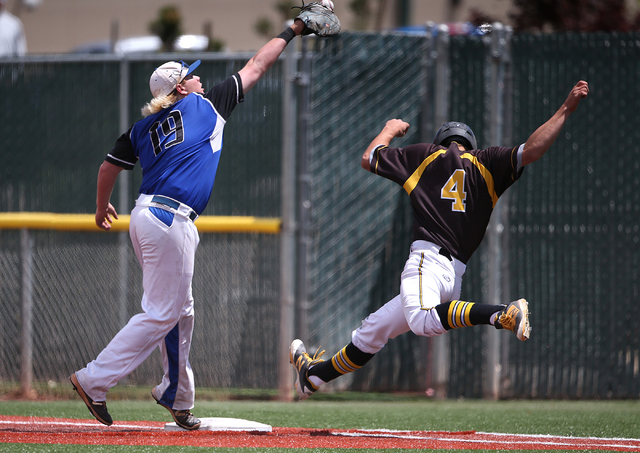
1 31 639 398
507 32 640 398
0 55 283 389
306 30 640 399
305 32 431 392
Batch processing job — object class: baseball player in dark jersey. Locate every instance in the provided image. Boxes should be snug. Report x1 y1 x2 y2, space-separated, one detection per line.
69 19 307 428
290 80 589 399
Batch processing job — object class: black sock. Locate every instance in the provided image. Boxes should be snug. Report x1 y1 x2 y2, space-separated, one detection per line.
435 301 504 330
308 342 374 383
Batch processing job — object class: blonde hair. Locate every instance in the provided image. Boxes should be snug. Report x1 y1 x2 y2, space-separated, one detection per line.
141 93 179 117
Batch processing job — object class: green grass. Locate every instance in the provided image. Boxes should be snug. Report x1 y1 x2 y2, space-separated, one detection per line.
1 386 639 452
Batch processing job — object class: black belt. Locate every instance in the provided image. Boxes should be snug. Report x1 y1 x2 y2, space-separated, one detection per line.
151 195 198 222
438 247 453 261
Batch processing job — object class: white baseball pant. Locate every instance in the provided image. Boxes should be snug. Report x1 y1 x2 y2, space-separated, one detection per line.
75 194 199 410
352 240 466 354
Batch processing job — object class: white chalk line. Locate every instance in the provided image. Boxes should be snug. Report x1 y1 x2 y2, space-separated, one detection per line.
332 429 640 449
0 419 162 430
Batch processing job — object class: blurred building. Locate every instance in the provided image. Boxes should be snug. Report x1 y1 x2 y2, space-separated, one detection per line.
8 0 514 54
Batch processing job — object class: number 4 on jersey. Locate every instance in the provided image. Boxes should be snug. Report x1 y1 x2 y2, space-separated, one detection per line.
441 169 466 212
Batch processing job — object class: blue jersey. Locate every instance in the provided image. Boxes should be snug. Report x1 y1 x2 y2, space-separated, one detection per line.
106 74 243 214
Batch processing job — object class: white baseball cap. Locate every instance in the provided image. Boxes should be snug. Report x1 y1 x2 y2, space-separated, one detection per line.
149 59 201 97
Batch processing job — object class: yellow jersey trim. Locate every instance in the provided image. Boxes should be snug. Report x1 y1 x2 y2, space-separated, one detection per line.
403 150 447 195
461 153 498 208
372 145 387 175
400 150 499 207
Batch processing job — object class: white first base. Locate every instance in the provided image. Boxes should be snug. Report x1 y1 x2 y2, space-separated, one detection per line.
164 417 272 432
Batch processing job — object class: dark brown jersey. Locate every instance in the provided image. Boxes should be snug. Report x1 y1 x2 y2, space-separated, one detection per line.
370 142 523 264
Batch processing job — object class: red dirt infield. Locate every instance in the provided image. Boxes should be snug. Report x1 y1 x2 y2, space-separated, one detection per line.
1 415 639 450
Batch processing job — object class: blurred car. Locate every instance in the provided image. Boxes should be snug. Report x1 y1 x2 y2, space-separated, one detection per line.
396 22 492 36
71 34 209 54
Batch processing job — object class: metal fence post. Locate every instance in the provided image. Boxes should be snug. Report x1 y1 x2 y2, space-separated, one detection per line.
483 22 512 399
20 228 34 397
434 24 451 129
430 23 451 399
295 36 311 343
279 24 297 401
118 58 131 331
499 26 514 397
421 22 437 143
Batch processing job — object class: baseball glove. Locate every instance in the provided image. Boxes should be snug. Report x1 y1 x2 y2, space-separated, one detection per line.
293 1 341 37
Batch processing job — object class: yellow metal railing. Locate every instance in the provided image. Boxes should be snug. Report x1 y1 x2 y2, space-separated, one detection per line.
0 212 281 234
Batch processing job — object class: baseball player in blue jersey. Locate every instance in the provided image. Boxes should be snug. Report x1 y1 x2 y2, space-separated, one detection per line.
290 81 589 399
70 19 307 429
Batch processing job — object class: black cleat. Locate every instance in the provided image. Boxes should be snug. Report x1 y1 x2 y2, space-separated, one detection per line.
289 339 325 400
69 373 113 426
151 387 201 430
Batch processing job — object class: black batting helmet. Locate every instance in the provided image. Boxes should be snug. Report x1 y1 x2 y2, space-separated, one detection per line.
433 122 477 150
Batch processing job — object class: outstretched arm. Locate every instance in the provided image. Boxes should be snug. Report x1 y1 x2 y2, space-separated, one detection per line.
238 20 305 94
361 119 410 170
521 80 589 166
95 161 123 230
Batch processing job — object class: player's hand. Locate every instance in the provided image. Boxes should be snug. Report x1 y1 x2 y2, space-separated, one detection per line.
564 80 589 113
95 204 118 230
384 119 410 138
291 19 306 36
